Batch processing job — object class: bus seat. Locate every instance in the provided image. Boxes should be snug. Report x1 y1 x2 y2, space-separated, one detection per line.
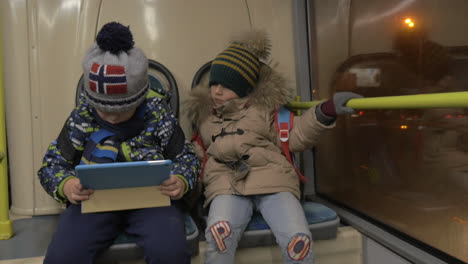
95 213 199 263
191 61 340 247
75 60 200 261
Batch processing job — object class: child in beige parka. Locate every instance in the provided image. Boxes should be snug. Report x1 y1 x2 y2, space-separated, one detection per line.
187 31 362 264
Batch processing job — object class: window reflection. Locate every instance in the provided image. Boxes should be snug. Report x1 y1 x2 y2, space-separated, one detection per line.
316 22 468 262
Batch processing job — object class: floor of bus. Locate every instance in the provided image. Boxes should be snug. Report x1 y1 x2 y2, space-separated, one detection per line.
0 214 362 264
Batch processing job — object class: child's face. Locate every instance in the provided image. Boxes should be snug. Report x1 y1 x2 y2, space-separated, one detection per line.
210 84 239 108
96 108 136 124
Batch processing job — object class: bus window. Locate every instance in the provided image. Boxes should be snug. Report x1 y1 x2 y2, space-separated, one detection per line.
312 1 468 262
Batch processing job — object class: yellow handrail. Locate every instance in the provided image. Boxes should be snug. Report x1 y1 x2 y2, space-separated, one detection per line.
287 91 468 110
0 20 13 240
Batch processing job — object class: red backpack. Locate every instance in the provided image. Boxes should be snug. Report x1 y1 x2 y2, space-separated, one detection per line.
274 106 307 183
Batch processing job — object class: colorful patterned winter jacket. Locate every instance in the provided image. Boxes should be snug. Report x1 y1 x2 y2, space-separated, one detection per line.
38 91 200 203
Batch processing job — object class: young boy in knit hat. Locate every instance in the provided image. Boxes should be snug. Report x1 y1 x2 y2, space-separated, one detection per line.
187 31 362 264
38 22 199 264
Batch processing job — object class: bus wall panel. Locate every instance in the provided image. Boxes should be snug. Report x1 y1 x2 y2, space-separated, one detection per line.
1 0 36 216
2 0 297 215
30 0 101 215
246 0 297 90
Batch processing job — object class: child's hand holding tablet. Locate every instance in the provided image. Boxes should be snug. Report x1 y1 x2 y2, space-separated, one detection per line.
74 160 173 213
75 160 172 190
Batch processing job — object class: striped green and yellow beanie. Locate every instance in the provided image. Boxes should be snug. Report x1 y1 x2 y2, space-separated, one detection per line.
209 31 270 98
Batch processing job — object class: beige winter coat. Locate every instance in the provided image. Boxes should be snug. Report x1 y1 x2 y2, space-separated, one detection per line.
187 65 335 207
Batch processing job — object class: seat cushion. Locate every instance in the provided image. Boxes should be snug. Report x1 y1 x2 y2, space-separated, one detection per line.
245 202 337 231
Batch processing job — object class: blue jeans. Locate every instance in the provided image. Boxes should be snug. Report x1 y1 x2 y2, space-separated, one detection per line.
44 204 190 264
205 192 313 264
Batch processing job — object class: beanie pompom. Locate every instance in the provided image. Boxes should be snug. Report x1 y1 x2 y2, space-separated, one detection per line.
96 22 134 54
233 30 271 60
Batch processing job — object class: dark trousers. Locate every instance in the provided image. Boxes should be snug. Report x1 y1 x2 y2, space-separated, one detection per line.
43 204 190 264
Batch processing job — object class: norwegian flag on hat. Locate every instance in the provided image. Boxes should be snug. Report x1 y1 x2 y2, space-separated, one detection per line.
89 63 128 94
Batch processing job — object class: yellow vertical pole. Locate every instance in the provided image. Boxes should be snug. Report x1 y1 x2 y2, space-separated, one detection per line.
0 20 13 240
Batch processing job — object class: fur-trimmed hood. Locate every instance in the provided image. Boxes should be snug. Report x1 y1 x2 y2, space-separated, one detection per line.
185 63 294 125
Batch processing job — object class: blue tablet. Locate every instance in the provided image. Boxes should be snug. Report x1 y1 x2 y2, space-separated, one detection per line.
75 160 172 190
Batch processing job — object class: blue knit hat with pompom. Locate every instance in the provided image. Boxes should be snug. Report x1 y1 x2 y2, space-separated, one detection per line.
82 22 149 113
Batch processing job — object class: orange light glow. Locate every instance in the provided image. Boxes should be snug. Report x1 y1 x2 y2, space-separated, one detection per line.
400 125 408 130
452 216 467 225
403 18 415 28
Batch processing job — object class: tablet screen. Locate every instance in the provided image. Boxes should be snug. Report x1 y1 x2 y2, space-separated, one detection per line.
75 160 172 190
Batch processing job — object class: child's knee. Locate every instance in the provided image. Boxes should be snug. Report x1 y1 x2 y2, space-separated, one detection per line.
284 232 313 263
206 220 235 253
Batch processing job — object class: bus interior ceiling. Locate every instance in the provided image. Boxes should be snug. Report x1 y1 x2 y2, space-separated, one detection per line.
1 0 467 263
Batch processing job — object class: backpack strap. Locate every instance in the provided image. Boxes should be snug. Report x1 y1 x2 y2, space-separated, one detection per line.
191 131 207 179
275 106 307 183
80 129 118 165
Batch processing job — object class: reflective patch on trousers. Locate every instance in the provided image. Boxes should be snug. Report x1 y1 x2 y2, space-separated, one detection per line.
209 221 232 253
287 233 311 261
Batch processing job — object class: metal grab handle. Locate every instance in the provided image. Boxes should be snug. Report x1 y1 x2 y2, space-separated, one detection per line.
286 91 468 110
